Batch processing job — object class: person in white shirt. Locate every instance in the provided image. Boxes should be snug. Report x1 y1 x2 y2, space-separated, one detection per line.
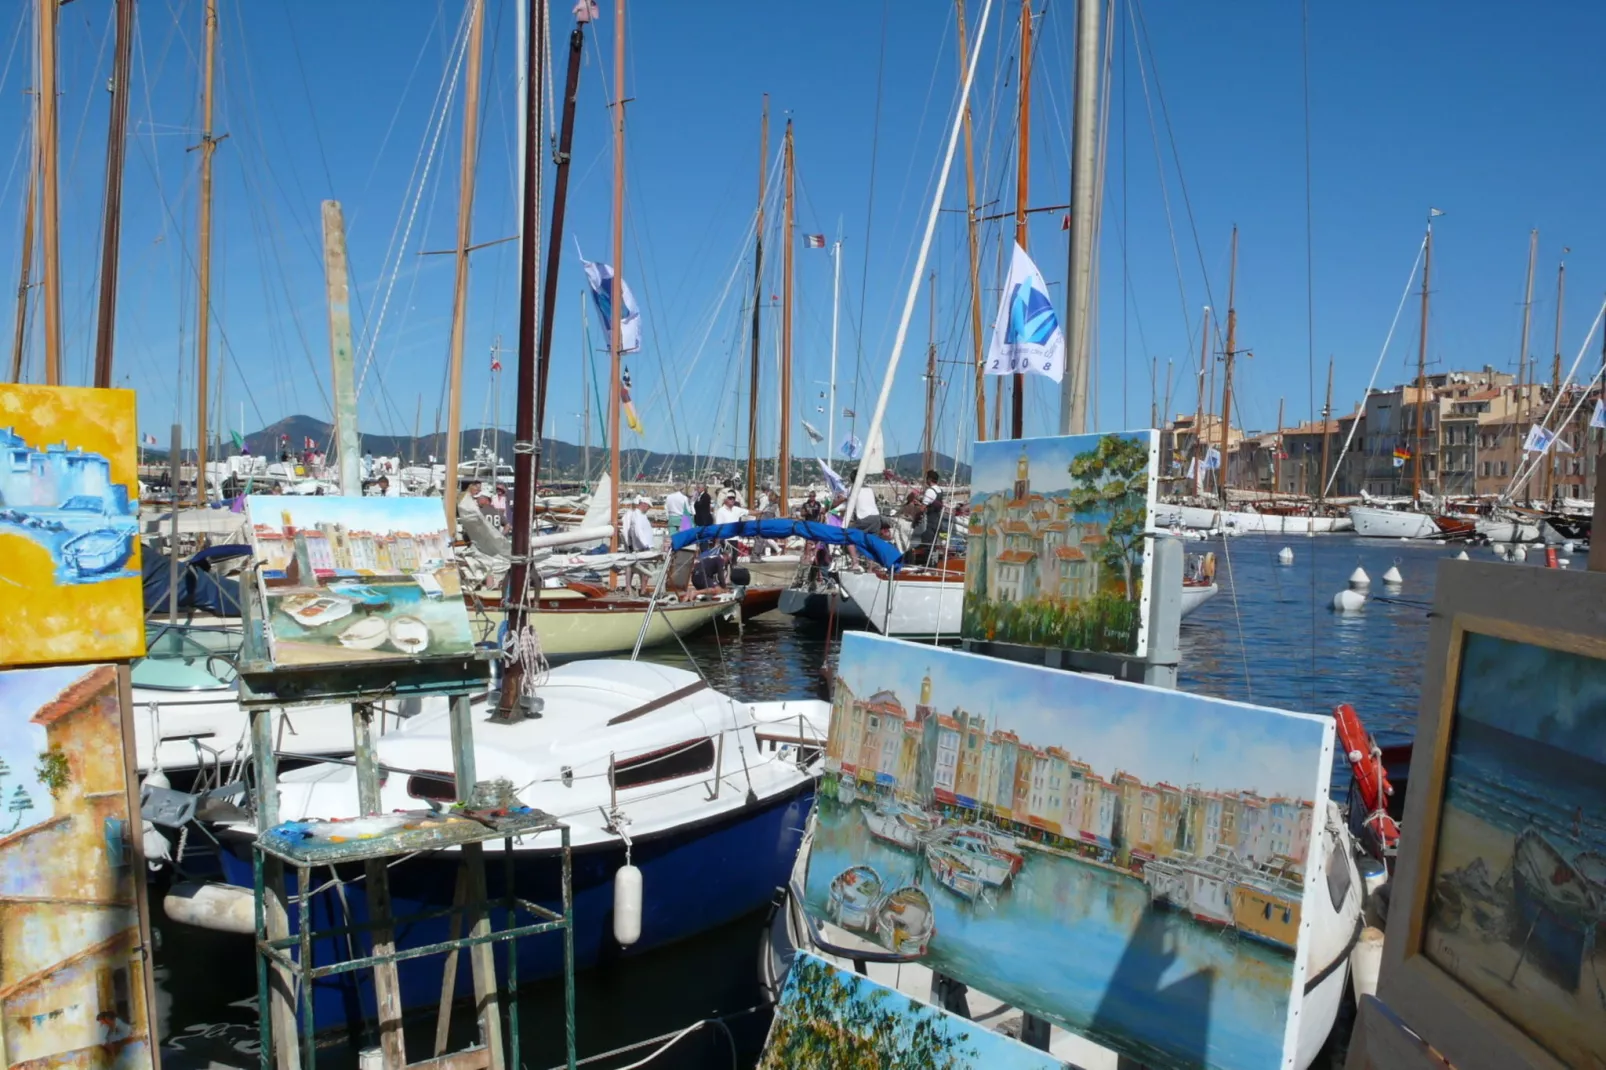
664 485 691 531
713 492 745 526
847 473 881 535
622 496 656 552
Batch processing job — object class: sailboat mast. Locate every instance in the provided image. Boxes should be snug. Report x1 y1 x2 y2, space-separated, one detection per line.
828 238 840 461
92 0 135 388
747 96 768 508
1273 396 1284 495
36 0 61 385
1546 251 1566 503
1061 0 1100 433
779 119 795 511
1011 0 1031 440
955 0 986 442
923 271 938 473
1516 229 1537 503
607 0 626 560
1318 356 1333 503
193 0 219 500
1412 218 1433 500
1192 307 1207 496
443 0 486 536
1218 228 1238 503
10 127 35 383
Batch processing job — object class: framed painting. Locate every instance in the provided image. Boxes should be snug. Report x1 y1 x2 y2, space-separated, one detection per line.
961 430 1158 657
1379 561 1606 1070
808 632 1340 1070
0 385 144 665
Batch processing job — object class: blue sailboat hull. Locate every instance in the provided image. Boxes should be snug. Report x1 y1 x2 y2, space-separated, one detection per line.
218 784 814 1032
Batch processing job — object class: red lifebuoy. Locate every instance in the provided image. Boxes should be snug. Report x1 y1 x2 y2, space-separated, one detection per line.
1333 703 1400 851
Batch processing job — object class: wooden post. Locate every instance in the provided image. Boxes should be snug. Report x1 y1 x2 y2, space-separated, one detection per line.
443 0 486 537
449 694 506 1070
93 0 135 388
321 202 360 495
36 0 62 385
193 0 219 496
746 96 767 509
10 116 36 383
1011 0 1031 440
1218 228 1238 502
607 0 626 564
955 0 986 442
353 706 407 1070
779 119 794 511
114 666 164 1070
251 707 300 1070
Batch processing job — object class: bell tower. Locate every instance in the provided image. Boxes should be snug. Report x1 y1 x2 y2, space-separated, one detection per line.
1013 447 1030 501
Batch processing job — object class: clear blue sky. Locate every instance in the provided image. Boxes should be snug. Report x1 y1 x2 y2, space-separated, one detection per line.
6 1 1605 465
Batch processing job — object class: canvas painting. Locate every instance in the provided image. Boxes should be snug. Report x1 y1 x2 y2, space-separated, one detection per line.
0 384 144 665
962 430 1157 656
807 633 1334 1070
759 951 1062 1069
0 665 152 1070
1421 629 1606 1067
245 495 474 668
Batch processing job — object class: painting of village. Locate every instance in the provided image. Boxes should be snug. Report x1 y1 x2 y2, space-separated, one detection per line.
0 665 152 1070
760 951 1061 1069
1422 630 1606 1067
962 430 1157 656
0 385 143 666
806 633 1332 1070
245 495 475 668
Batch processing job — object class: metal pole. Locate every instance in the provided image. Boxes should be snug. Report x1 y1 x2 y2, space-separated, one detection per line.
1517 229 1537 503
193 0 219 493
168 424 181 625
322 201 360 495
1060 0 1100 433
1218 228 1238 503
607 0 626 565
1412 219 1433 501
444 0 487 537
955 0 987 443
747 97 768 509
779 120 795 511
828 239 840 461
1011 0 1031 439
36 0 62 385
93 0 135 389
1318 357 1334 503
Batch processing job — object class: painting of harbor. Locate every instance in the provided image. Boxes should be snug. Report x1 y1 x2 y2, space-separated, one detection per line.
0 665 152 1070
0 385 143 665
245 495 475 668
962 430 1157 656
805 633 1332 1070
1421 630 1606 1066
760 951 1061 1069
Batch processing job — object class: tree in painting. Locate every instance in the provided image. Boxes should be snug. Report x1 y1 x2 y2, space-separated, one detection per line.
1067 433 1149 601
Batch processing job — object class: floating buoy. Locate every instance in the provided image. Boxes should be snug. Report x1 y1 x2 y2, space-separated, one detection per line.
1382 565 1403 586
613 864 643 946
1348 567 1370 590
1513 545 1528 563
1454 550 1469 561
1278 547 1294 565
1490 543 1508 557
1332 589 1366 612
1564 541 1576 554
1559 557 1572 567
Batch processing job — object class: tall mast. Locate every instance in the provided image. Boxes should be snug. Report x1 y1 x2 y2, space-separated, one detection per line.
1272 396 1284 494
1516 228 1537 503
193 0 219 500
923 271 938 473
1546 250 1567 503
1412 216 1433 500
323 202 360 495
36 0 61 385
828 238 840 461
1011 0 1032 439
10 117 36 383
1217 228 1238 503
1318 356 1333 503
92 0 135 388
607 0 626 560
779 119 795 512
746 97 767 508
443 0 486 536
955 0 986 442
1060 0 1101 433
1192 306 1208 495
532 10 588 488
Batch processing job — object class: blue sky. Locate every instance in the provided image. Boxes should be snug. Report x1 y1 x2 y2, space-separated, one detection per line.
0 665 88 828
971 430 1153 497
247 493 450 535
837 633 1331 801
8 1 1606 464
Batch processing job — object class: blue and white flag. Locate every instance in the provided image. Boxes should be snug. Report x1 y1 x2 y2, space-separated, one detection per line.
802 420 825 445
840 434 862 460
1522 424 1572 453
580 256 641 353
1204 445 1221 471
1591 399 1606 430
819 460 847 497
985 242 1065 383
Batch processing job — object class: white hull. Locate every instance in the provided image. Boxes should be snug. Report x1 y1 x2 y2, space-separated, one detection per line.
1475 517 1540 543
1180 583 1218 619
1154 503 1351 534
836 571 963 637
530 597 736 658
1346 505 1438 539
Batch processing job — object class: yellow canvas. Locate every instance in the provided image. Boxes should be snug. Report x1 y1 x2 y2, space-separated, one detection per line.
0 385 145 665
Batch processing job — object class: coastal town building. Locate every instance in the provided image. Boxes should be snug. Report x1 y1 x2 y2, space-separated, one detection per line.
969 447 1102 607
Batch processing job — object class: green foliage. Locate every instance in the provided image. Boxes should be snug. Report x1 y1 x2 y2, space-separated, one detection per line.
6 784 35 833
35 745 71 800
760 956 980 1069
1066 433 1151 602
962 590 1141 653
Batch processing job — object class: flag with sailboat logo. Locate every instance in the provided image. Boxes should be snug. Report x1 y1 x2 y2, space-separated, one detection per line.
985 241 1065 383
581 256 642 354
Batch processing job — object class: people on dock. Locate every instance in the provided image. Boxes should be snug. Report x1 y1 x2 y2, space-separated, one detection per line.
693 483 715 527
622 495 656 553
714 492 745 525
665 484 691 532
799 490 824 523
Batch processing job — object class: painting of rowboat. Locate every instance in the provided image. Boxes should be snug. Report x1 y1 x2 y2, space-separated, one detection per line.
0 385 143 665
245 495 475 669
805 632 1334 1070
1421 629 1606 1067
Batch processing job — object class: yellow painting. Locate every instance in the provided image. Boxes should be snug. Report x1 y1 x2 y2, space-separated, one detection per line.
0 385 145 665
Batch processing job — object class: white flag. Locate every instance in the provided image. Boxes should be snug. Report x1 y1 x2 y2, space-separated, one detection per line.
1522 424 1555 454
1592 399 1606 430
581 257 642 353
802 420 825 445
819 460 847 497
1204 445 1222 471
985 242 1065 383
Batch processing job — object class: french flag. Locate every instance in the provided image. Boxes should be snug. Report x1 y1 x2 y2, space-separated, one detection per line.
803 234 826 249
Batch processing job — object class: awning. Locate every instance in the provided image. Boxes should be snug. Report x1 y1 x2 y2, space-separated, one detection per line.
669 519 902 571
955 795 979 810
933 788 957 805
1080 831 1114 849
875 773 897 787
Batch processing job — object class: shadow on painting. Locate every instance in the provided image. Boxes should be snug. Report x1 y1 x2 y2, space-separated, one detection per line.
1091 907 1215 1068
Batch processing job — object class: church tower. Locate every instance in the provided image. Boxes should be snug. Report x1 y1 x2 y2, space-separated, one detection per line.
1012 447 1030 501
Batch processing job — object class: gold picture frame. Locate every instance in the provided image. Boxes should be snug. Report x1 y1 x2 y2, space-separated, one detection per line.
1374 560 1606 1070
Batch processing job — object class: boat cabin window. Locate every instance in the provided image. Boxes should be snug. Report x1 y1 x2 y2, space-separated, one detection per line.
611 738 716 790
407 771 458 802
132 625 244 690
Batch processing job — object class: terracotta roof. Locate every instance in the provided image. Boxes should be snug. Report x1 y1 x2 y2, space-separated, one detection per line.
31 666 117 727
1002 520 1031 534
1080 534 1107 546
996 549 1037 564
1040 520 1067 532
1463 389 1500 401
1053 546 1087 561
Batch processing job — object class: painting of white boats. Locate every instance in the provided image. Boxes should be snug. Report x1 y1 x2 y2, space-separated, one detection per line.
805 632 1335 1070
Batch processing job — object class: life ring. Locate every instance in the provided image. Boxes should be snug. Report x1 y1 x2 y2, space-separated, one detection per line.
1333 703 1400 852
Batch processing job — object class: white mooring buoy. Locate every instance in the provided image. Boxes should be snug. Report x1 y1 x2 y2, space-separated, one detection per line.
1454 550 1469 561
1382 565 1403 586
613 864 643 946
1332 589 1366 612
1348 567 1370 590
1513 545 1528 563
1278 547 1294 565
1564 541 1576 554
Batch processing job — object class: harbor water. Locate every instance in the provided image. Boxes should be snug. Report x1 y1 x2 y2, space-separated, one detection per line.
154 535 1491 1068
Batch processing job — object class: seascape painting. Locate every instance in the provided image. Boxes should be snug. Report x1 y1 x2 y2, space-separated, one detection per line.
1422 630 1606 1067
759 951 1061 1069
0 385 143 665
246 495 475 668
0 665 152 1070
806 632 1332 1070
962 430 1157 656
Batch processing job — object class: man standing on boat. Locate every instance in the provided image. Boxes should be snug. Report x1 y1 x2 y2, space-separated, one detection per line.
714 492 745 526
846 469 881 535
623 495 656 552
